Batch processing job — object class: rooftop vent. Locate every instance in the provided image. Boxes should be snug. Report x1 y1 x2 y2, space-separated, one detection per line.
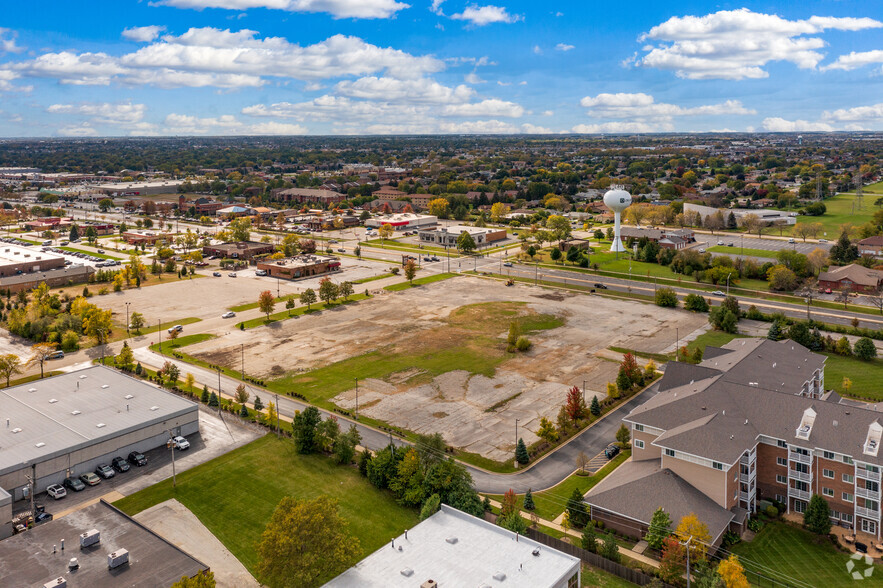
11 428 21 433
71 410 80 415
445 536 458 544
43 578 66 588
49 398 58 403
35 442 45 448
79 375 87 379
532 548 541 556
96 423 106 428
101 384 109 389
493 572 507 581
28 387 37 392
400 568 414 577
150 406 159 411
421 581 438 588
125 394 133 399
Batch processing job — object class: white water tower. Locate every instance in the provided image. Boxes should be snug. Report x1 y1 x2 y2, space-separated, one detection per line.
603 186 632 253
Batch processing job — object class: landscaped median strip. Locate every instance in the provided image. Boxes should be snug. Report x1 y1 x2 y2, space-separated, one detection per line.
383 272 459 291
237 292 373 329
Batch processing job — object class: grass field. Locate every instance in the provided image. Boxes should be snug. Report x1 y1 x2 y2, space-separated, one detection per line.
353 272 395 284
731 522 881 588
113 435 418 580
238 292 371 329
794 190 874 238
133 317 202 337
486 450 631 521
685 330 744 354
266 301 563 406
581 563 637 587
822 352 883 399
384 272 458 291
707 246 777 259
153 332 215 352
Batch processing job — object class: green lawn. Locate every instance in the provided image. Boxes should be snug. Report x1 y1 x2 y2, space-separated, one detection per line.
133 317 202 337
152 333 215 352
486 450 631 521
353 272 395 284
384 272 458 291
822 352 883 399
113 436 418 580
794 190 875 238
685 331 744 354
230 294 292 312
581 563 638 587
731 522 881 588
708 246 777 259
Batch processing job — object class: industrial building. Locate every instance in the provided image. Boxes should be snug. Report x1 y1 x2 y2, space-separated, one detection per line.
256 254 341 280
365 213 437 231
0 243 65 277
95 180 185 196
0 366 199 537
684 202 797 227
325 505 580 587
0 264 94 294
0 500 208 587
202 241 276 261
417 225 507 247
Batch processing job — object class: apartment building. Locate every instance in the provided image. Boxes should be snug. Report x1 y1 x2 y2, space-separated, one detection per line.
587 338 883 545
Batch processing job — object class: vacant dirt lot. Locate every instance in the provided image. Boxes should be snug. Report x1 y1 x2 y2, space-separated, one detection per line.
90 258 392 325
184 277 705 461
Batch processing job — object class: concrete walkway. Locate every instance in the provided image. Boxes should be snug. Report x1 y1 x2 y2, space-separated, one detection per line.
135 499 259 588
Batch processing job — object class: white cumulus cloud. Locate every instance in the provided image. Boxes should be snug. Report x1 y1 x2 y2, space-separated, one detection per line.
154 0 409 19
572 121 665 134
822 103 883 122
58 123 99 137
761 117 834 132
0 28 23 54
452 5 522 26
438 119 519 133
122 26 166 43
335 76 474 103
637 8 882 80
164 112 308 135
47 102 147 125
580 92 755 119
555 43 574 52
441 98 524 118
823 50 883 72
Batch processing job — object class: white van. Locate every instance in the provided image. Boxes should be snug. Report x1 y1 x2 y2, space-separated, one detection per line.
167 325 183 335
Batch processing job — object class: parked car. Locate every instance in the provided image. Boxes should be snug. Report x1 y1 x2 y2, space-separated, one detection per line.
95 464 115 479
34 512 53 525
594 283 608 289
221 311 236 319
47 351 64 360
46 484 66 500
97 249 105 253
819 238 828 243
788 238 795 244
503 262 513 267
213 271 222 277
167 324 183 335
228 272 237 278
173 436 190 450
255 269 267 276
63 477 85 492
712 290 726 296
128 451 147 466
79 472 101 486
604 444 621 459
717 240 724 246
111 456 130 473
727 243 735 247
337 248 346 253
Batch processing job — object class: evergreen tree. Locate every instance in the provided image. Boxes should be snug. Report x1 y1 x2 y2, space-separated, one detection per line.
727 211 737 229
357 449 372 476
134 362 143 375
69 224 79 242
253 395 264 411
200 385 209 403
523 489 535 511
566 487 589 528
804 494 832 535
767 321 784 341
590 395 601 416
581 525 598 552
515 438 529 465
645 507 673 551
600 532 620 562
292 406 322 454
208 392 219 407
239 404 249 418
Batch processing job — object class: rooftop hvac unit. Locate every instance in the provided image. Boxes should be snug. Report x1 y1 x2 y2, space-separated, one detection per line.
108 549 129 569
43 578 66 588
421 581 437 588
80 528 100 548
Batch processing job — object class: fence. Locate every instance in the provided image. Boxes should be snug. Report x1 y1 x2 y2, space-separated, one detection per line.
523 527 670 587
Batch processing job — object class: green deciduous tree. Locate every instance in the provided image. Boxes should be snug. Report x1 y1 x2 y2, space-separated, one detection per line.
645 507 673 551
256 495 360 588
419 493 441 521
457 230 476 253
292 406 322 454
0 353 22 387
855 337 877 360
655 287 678 307
299 288 317 309
804 494 832 535
170 571 216 588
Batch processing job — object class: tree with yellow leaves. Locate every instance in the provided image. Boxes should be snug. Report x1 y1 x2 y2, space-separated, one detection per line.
674 513 711 561
717 554 750 588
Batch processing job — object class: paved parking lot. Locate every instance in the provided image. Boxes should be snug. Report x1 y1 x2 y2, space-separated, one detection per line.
16 406 262 517
696 234 831 256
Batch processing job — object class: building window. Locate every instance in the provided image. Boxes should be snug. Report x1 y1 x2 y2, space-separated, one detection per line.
664 449 675 457
777 440 787 448
776 475 787 484
844 456 854 465
843 492 854 503
823 487 834 497
634 439 645 449
823 469 834 479
634 424 644 432
713 462 723 470
843 514 854 524
823 451 835 460
777 457 787 466
844 474 855 484
776 494 786 503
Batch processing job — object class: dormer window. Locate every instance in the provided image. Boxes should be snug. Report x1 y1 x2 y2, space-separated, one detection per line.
795 407 816 440
864 421 883 457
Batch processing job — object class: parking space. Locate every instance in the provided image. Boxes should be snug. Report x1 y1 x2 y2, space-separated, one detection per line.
696 234 831 256
14 407 262 518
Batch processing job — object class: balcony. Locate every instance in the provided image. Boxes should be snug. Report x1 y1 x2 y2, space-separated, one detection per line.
857 506 880 520
857 467 883 482
740 491 752 503
857 487 880 501
789 488 811 501
740 472 752 483
789 469 812 483
789 450 812 464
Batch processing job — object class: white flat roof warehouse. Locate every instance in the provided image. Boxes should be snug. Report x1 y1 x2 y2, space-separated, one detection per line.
0 365 197 477
324 505 580 588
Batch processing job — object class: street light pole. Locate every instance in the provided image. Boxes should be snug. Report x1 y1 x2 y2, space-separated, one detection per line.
158 319 162 355
515 418 520 466
354 378 359 420
726 274 731 298
125 302 130 337
167 430 177 488
217 367 222 412
241 344 245 380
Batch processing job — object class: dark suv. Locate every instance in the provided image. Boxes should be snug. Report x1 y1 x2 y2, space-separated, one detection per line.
111 456 130 473
128 451 147 466
604 443 620 459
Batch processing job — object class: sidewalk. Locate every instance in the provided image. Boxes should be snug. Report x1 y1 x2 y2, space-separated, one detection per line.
484 497 659 569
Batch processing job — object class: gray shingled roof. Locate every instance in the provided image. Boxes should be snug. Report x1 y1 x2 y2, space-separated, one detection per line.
657 362 721 392
586 460 734 542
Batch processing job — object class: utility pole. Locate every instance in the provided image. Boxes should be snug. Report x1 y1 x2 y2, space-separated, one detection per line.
125 302 130 337
158 319 162 355
682 535 693 588
217 367 222 412
167 430 177 488
241 344 245 380
354 378 359 420
275 393 280 434
515 418 520 467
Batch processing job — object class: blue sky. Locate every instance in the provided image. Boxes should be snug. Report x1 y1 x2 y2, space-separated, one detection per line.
2 1 883 136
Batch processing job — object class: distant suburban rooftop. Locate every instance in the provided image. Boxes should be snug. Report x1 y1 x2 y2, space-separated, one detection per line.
264 254 338 268
324 505 579 588
94 180 184 190
0 500 207 588
0 365 197 477
420 225 499 235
